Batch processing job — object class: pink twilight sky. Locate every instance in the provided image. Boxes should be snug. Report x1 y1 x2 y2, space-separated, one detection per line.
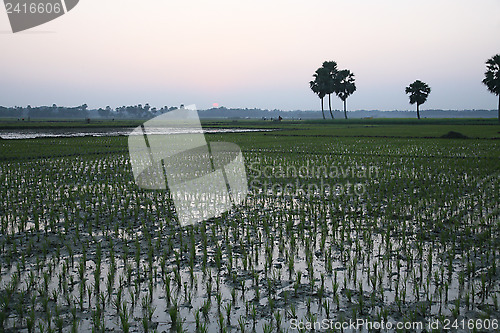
1 0 500 111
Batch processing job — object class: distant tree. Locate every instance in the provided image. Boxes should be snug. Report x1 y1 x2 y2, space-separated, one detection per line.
98 106 113 118
335 69 356 119
482 54 500 122
116 106 126 115
405 80 431 120
322 61 338 119
310 67 330 119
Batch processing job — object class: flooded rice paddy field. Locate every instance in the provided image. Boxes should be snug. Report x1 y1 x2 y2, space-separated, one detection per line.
0 132 498 332
0 128 270 140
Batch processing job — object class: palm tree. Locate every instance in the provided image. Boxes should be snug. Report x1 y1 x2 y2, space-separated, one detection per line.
310 67 330 119
322 61 338 119
405 80 431 120
335 69 356 119
482 54 500 122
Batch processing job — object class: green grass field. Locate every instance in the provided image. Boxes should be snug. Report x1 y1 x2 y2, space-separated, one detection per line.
0 120 498 332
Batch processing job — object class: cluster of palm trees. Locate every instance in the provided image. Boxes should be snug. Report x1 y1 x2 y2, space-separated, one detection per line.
309 61 356 119
311 54 500 121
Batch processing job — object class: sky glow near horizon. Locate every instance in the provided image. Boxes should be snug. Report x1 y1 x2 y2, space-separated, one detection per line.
1 0 499 111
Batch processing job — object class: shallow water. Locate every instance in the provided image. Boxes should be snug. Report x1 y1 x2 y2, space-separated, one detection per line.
0 127 272 139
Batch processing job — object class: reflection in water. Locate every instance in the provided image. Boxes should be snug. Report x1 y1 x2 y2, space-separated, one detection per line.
0 127 272 139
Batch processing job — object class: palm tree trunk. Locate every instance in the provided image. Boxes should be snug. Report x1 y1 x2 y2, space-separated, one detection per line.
344 100 348 119
328 94 334 119
321 97 325 119
417 103 421 120
498 94 500 123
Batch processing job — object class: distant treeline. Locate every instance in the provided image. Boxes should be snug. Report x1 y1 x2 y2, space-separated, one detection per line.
199 108 497 119
0 104 177 120
0 105 496 119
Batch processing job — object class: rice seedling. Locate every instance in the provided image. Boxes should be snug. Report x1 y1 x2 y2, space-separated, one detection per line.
237 315 246 333
118 302 130 333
